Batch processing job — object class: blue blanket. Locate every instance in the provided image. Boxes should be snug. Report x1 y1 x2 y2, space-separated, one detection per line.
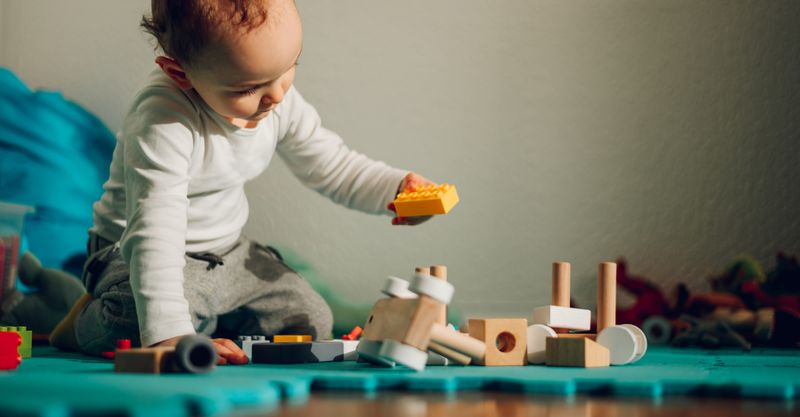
0 68 115 274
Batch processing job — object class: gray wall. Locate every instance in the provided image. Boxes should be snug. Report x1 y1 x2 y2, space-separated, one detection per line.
2 1 798 318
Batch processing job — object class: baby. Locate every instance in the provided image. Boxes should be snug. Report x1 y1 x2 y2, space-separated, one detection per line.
50 0 433 364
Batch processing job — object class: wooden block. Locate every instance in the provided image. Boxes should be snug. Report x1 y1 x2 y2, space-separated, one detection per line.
429 323 486 360
597 262 617 333
274 335 312 343
532 305 591 330
430 265 448 326
555 333 596 341
545 337 609 368
115 347 174 374
428 341 471 365
468 318 528 366
361 296 441 350
393 184 459 217
552 262 571 307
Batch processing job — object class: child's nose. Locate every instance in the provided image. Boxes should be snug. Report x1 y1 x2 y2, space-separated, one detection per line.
263 84 285 105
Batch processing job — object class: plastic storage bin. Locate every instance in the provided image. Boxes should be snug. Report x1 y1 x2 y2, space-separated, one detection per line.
0 201 34 313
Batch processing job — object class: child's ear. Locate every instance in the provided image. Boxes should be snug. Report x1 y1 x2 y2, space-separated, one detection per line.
155 56 193 90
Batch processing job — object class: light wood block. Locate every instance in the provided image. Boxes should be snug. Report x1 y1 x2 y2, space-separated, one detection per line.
428 341 472 365
361 296 441 351
545 337 609 368
468 318 528 366
430 265 448 326
597 262 617 333
429 323 486 361
532 305 591 331
555 333 596 341
115 347 174 374
552 262 571 307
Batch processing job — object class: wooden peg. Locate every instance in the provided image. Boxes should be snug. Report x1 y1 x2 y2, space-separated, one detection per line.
597 262 617 333
430 265 447 326
552 262 571 307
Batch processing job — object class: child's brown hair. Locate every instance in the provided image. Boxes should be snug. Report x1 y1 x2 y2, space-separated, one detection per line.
140 0 271 68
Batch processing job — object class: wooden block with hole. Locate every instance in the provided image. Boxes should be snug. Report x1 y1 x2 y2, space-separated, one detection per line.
361 296 441 351
545 337 609 368
468 318 528 366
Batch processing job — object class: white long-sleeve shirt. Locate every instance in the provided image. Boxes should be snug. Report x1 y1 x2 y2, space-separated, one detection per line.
91 70 406 346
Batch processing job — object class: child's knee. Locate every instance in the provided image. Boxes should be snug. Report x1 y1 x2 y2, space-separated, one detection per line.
74 287 140 355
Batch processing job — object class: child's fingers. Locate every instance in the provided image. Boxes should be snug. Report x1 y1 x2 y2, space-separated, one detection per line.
391 215 432 226
212 338 249 365
387 202 396 212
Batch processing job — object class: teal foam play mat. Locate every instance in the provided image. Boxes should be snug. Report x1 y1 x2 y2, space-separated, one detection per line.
0 346 798 417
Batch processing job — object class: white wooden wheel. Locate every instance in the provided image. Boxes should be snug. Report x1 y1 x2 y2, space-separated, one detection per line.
597 324 647 365
378 340 428 372
526 324 557 364
408 273 454 304
381 276 418 299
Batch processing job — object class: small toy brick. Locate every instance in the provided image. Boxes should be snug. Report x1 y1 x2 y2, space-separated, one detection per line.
251 341 344 364
341 326 362 340
115 335 216 374
468 318 528 366
273 335 312 343
545 337 609 368
532 306 591 331
238 335 269 359
333 339 360 361
392 184 459 217
0 331 21 370
0 326 32 358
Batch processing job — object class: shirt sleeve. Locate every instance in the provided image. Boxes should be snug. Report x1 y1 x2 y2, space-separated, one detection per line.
119 89 198 347
275 87 408 215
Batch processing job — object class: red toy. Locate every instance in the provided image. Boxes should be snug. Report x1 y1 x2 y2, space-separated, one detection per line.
0 331 22 370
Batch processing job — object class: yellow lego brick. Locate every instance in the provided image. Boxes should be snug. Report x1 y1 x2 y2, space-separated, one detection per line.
274 335 312 343
392 184 459 217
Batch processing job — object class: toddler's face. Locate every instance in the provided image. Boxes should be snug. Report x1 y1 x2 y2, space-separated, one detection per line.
187 3 302 127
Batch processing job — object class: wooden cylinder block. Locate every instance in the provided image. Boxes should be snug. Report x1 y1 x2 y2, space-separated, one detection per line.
597 262 617 333
552 262 571 307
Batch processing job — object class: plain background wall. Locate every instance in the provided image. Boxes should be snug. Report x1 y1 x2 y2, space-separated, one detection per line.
1 1 798 319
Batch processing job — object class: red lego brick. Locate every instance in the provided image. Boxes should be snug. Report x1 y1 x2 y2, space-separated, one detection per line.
0 331 22 371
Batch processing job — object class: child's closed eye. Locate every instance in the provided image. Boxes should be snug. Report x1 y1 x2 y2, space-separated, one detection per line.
235 87 260 96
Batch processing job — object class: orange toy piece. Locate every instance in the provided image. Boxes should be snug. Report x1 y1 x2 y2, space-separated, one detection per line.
392 184 459 217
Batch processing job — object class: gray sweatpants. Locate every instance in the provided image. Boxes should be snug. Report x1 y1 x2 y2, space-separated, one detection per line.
74 234 333 355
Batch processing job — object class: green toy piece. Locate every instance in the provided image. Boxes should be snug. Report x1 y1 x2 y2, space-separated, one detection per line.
0 325 31 358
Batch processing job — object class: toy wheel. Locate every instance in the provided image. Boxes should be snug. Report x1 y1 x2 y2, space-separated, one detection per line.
173 335 216 374
381 276 418 299
526 324 556 364
378 340 428 372
408 273 454 305
598 325 646 365
642 316 671 345
621 324 647 363
356 340 395 367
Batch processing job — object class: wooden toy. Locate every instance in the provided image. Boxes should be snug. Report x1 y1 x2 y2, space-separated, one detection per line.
526 324 556 364
532 263 592 331
115 335 216 374
468 318 528 366
545 337 610 368
357 268 486 371
595 262 648 365
392 184 459 217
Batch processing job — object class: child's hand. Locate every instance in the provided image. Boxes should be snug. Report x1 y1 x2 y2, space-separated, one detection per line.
152 335 249 365
387 172 435 226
